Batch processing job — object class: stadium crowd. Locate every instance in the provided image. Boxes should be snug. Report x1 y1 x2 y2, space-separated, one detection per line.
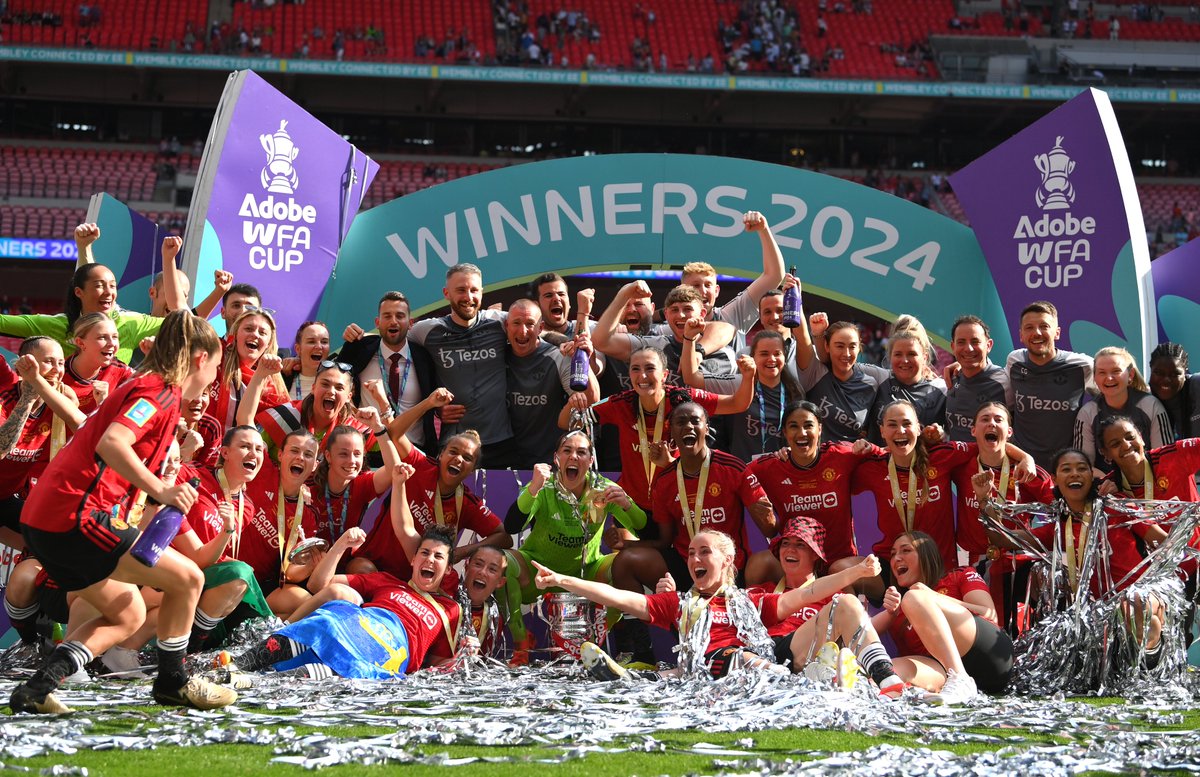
0 209 1193 713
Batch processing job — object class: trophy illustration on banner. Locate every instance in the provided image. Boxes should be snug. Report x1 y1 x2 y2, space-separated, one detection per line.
535 591 607 661
1034 135 1076 211
260 119 300 195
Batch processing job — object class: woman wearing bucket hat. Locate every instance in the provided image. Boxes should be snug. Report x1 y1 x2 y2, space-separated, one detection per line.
747 515 906 700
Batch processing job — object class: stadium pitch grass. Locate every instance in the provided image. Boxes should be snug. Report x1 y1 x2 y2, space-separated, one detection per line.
5 699 1192 775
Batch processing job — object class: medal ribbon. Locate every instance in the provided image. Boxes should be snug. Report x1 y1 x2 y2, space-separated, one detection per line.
676 452 712 540
636 400 666 497
1064 507 1091 592
216 469 244 560
432 485 464 528
277 488 306 575
1120 459 1155 500
413 586 458 654
679 585 724 638
887 458 919 533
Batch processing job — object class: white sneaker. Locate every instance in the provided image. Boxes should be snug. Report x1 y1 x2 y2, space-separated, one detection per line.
100 646 149 678
802 641 840 685
580 641 627 682
923 669 979 706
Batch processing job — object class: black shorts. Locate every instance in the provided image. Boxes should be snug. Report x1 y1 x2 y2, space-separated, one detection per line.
22 508 140 592
0 495 23 535
771 633 793 665
34 569 70 624
961 615 1014 694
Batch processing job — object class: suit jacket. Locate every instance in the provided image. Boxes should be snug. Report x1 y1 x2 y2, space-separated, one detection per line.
333 334 439 453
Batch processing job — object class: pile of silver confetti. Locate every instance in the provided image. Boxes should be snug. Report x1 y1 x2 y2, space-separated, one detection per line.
983 497 1200 697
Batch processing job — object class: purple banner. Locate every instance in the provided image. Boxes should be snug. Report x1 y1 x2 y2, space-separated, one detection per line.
87 193 164 315
183 70 378 344
1151 239 1200 359
949 88 1154 364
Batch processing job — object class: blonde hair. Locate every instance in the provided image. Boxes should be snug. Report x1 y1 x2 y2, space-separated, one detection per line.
71 311 116 341
138 310 221 386
221 310 287 397
891 314 937 381
693 529 738 587
1093 346 1149 393
682 261 716 278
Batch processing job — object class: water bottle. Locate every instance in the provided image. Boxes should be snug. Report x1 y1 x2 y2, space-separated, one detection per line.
129 478 197 567
569 348 589 392
782 265 802 329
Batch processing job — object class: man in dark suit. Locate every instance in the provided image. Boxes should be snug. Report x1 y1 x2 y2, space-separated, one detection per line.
334 291 439 455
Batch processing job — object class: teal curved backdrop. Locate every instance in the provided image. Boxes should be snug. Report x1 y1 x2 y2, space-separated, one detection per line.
318 154 1014 354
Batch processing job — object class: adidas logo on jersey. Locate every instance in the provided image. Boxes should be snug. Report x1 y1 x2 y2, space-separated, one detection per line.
781 478 792 485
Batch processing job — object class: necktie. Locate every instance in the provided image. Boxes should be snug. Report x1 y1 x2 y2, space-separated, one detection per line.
388 352 402 406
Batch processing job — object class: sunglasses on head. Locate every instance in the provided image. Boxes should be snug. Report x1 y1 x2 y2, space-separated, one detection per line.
242 304 277 317
320 360 353 373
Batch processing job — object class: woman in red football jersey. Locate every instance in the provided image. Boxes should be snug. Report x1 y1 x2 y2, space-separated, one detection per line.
11 310 237 714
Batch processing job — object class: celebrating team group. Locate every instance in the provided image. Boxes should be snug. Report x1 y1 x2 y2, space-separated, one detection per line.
0 208 1192 714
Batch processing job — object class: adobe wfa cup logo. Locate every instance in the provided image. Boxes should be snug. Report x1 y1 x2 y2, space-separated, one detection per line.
240 118 316 273
1033 135 1075 211
1013 134 1094 291
260 120 299 195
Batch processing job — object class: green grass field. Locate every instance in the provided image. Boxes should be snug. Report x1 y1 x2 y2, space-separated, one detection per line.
3 672 1198 776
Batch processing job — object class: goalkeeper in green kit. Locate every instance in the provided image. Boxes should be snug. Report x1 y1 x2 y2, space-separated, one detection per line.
504 430 647 661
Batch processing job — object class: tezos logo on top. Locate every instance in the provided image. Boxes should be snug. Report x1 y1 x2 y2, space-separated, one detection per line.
1011 135 1094 290
238 119 315 272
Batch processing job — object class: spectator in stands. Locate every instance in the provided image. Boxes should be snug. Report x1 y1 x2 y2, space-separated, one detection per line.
1109 16 1120 40
333 30 344 61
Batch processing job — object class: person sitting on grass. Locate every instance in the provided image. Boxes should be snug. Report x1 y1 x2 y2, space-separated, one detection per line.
747 515 906 699
532 528 885 682
871 531 1013 706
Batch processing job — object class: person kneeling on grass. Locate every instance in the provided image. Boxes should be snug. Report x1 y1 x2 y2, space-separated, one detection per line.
746 515 906 699
533 529 888 683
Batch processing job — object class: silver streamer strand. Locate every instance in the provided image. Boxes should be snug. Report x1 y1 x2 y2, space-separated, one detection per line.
674 586 775 676
981 496 1200 697
1 648 1198 774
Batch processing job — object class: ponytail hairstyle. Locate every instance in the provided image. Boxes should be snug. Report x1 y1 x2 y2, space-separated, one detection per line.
63 263 115 330
694 529 739 587
1093 346 1149 393
137 309 220 387
221 309 286 396
750 329 804 405
312 424 366 492
881 399 930 505
897 531 944 587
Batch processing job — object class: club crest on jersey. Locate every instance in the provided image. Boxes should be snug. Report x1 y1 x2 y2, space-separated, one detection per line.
822 468 837 482
708 483 722 497
123 398 157 427
926 467 938 479
1158 476 1170 490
